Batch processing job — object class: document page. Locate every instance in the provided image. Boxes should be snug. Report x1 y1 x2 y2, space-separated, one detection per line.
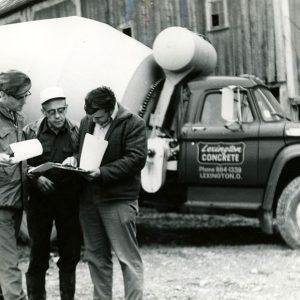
10 139 43 162
79 133 108 170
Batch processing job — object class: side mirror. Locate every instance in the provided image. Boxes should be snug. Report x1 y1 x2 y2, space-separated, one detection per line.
221 87 236 122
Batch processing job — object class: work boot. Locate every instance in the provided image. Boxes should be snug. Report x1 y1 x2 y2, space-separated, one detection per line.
59 272 76 300
25 273 46 300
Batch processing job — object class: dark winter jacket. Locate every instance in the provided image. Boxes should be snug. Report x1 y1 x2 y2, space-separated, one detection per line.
78 104 147 202
23 117 79 152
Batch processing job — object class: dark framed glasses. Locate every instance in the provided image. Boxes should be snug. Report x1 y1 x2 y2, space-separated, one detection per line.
8 91 31 100
45 105 68 116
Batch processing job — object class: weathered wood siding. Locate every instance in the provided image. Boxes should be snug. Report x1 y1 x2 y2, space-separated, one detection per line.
0 0 290 86
289 0 300 92
80 0 206 49
207 0 277 82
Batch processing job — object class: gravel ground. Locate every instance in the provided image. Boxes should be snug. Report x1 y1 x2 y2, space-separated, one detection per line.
18 209 300 299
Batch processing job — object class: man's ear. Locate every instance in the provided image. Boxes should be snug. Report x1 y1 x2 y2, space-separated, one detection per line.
41 108 46 116
0 91 7 102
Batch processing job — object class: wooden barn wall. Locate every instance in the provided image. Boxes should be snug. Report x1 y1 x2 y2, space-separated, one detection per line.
0 0 281 85
0 0 79 24
33 0 76 20
80 0 108 23
80 0 206 48
289 0 300 92
208 0 277 82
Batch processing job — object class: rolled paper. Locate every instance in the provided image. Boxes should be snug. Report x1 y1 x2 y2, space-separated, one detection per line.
10 139 43 162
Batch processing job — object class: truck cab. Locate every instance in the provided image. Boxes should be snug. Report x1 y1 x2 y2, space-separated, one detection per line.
180 76 285 208
141 74 300 249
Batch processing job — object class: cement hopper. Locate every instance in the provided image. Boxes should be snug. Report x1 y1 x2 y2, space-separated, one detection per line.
0 16 160 123
150 26 217 128
153 26 217 74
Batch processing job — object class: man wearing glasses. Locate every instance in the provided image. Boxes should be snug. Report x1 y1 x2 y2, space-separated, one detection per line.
23 87 81 300
0 69 31 300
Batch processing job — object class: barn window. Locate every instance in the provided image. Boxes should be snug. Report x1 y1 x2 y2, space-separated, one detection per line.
119 22 134 38
206 0 229 31
122 27 132 37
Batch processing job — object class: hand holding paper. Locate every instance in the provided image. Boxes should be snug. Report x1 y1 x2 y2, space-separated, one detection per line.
0 153 17 166
28 134 108 175
9 139 43 162
62 156 78 168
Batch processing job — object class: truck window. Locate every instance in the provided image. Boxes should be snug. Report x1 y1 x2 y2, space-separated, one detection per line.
253 87 283 122
200 93 224 126
200 92 253 125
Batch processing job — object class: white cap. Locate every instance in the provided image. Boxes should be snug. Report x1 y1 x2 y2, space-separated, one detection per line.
40 86 65 105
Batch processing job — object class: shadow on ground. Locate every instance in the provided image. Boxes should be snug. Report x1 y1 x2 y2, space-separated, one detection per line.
136 209 284 247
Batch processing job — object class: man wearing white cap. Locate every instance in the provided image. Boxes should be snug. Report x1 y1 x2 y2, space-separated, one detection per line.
23 87 81 300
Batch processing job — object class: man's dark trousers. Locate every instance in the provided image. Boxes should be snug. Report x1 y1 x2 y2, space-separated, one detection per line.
26 187 81 300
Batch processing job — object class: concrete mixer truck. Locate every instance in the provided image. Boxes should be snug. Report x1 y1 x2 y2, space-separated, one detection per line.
1 16 300 249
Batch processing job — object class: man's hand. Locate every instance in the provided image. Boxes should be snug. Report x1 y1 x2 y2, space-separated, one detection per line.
83 168 101 182
0 153 18 166
62 156 78 167
36 176 55 194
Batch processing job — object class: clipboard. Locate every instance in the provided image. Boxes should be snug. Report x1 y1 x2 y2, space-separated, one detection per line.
29 162 89 174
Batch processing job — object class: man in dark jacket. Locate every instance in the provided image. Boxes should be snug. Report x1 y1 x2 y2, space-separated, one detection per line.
23 87 81 300
63 86 147 300
0 69 31 300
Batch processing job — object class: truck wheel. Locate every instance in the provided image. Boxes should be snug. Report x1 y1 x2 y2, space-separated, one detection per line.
276 176 300 249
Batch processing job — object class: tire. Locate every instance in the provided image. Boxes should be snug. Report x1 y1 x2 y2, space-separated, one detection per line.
18 211 57 244
276 176 300 249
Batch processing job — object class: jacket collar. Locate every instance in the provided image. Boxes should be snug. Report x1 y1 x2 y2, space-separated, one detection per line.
87 103 131 134
29 117 77 136
0 102 24 123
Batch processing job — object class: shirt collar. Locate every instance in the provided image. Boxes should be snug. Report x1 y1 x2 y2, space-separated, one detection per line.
94 102 118 129
41 118 67 134
111 102 118 121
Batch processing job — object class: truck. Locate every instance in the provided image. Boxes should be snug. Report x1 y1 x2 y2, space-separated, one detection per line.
1 16 300 249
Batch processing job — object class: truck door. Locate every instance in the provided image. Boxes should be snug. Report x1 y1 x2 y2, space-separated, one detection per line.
179 89 259 187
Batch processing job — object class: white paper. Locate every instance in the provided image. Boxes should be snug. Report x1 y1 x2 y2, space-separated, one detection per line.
10 139 43 162
79 133 108 170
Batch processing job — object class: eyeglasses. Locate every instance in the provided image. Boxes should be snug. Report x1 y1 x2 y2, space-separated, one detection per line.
45 106 68 116
8 91 31 100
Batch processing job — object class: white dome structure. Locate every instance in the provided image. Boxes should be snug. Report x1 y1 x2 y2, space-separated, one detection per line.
0 16 160 123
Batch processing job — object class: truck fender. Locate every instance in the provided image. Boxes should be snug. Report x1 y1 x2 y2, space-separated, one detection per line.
262 144 300 211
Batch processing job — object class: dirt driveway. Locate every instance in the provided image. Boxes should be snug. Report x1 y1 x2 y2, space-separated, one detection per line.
19 209 300 299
